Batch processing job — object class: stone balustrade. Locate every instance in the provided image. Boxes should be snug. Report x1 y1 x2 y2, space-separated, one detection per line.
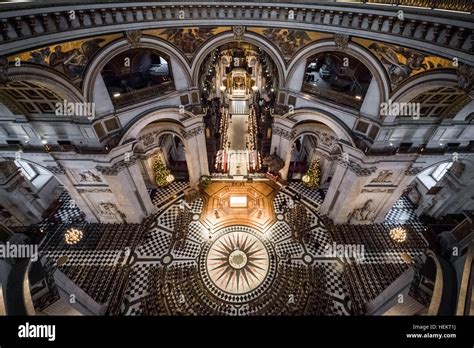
0 1 472 64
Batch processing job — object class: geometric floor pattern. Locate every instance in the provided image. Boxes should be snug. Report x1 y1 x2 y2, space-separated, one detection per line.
36 180 428 316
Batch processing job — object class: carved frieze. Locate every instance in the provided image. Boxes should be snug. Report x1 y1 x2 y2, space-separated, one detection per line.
404 166 424 176
273 127 294 140
76 188 112 193
78 170 102 182
337 157 377 176
181 126 204 140
95 156 138 176
361 188 395 193
45 165 66 175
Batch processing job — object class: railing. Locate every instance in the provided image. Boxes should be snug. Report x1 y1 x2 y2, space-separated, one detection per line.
365 0 473 13
302 83 363 110
0 1 471 13
0 1 472 64
456 242 474 316
112 82 175 109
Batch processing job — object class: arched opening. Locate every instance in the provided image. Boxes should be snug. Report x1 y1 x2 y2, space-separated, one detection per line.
288 133 340 189
0 158 85 228
101 48 175 108
133 126 191 188
302 51 373 110
154 133 188 183
198 42 280 176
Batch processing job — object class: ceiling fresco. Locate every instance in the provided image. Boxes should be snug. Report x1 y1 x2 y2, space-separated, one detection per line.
6 27 457 91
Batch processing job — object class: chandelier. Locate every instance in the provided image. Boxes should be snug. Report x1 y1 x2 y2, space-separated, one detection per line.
390 227 407 243
166 174 175 183
301 175 310 183
64 228 84 245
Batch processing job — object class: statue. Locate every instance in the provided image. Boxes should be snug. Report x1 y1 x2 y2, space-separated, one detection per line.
262 153 285 174
347 200 375 223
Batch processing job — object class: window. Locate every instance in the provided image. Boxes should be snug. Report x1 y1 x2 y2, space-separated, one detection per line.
430 162 453 181
418 162 453 190
14 160 38 181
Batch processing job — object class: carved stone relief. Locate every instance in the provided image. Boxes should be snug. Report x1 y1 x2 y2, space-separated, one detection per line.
78 170 102 182
371 170 393 183
347 199 375 223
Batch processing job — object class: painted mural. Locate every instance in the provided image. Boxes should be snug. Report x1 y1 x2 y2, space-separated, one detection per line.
353 38 454 86
8 34 121 84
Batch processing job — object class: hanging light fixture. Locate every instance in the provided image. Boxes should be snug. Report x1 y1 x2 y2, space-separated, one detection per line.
64 228 84 245
389 227 407 243
166 174 175 183
302 175 310 183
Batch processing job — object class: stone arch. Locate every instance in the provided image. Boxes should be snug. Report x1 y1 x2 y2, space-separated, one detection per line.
7 64 83 103
190 31 286 88
285 39 391 105
119 108 207 186
82 36 192 103
119 107 193 146
391 69 459 103
285 108 357 147
0 155 100 224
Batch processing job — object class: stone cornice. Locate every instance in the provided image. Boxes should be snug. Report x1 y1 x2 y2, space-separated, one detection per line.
0 3 472 64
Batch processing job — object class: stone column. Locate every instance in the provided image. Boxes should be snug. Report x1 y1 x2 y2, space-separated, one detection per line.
360 78 381 118
0 177 44 225
271 125 294 180
96 157 154 223
182 125 209 186
320 158 377 224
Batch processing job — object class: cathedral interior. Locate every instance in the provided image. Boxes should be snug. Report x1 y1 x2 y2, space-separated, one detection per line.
0 0 473 319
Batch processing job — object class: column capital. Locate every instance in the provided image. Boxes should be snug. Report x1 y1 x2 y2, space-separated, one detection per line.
181 125 204 140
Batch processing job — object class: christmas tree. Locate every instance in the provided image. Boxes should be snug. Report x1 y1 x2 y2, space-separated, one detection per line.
302 159 321 189
153 155 173 187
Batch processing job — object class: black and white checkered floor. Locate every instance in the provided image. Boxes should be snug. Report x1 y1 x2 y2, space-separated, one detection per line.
36 181 428 316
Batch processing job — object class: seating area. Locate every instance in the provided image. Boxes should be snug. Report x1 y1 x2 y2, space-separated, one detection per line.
324 218 428 253
38 218 154 314
172 207 193 249
344 263 409 315
40 219 152 252
141 263 331 316
58 264 131 315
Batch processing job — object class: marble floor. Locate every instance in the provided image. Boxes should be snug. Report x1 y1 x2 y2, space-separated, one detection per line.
35 180 428 316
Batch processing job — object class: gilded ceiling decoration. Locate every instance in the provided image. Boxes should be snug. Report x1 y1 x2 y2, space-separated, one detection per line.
353 38 454 86
7 33 121 85
5 27 458 90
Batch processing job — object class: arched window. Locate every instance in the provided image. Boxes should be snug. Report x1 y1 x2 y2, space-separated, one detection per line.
101 49 174 108
302 52 372 109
